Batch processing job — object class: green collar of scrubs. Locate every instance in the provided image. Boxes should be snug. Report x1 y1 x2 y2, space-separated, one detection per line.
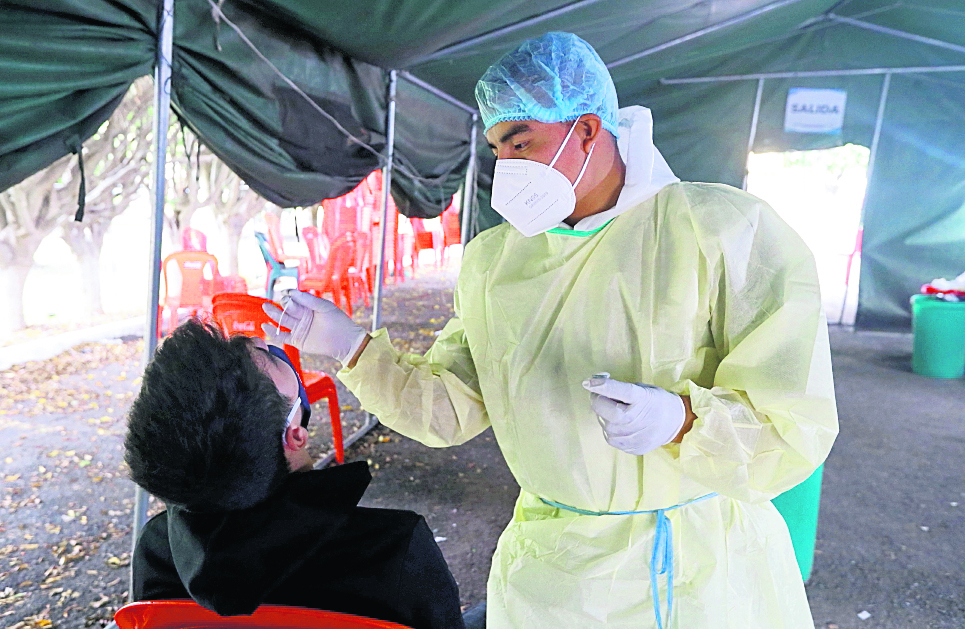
546 219 613 237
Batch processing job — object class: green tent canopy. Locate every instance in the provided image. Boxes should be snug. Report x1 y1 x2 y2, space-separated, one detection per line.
2 0 963 328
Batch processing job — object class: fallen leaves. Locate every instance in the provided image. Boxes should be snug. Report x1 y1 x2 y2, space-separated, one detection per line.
0 340 142 417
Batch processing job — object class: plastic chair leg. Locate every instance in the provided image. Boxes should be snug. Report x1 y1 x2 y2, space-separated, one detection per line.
325 387 344 464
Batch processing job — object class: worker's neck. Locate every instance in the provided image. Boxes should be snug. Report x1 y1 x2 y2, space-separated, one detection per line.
564 149 626 227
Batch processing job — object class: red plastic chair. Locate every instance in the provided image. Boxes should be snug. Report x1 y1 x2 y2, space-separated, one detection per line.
348 231 371 310
265 211 308 267
181 227 208 252
161 251 219 335
300 226 329 276
214 274 249 295
211 293 344 464
113 600 413 629
409 218 440 273
440 203 461 267
299 233 357 316
844 227 863 287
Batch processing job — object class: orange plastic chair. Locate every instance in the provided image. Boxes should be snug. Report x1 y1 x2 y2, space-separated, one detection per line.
211 293 344 464
300 226 329 276
181 227 208 252
161 251 219 335
409 218 440 273
347 231 371 310
440 204 461 267
214 274 249 295
299 233 357 316
264 211 308 267
113 600 413 629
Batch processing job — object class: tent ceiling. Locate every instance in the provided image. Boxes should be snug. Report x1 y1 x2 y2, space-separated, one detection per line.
2 0 963 328
234 0 964 107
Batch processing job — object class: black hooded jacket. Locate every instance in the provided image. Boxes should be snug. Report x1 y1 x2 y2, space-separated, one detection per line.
132 461 464 629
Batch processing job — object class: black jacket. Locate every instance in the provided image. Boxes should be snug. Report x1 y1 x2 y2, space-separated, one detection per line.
132 461 465 629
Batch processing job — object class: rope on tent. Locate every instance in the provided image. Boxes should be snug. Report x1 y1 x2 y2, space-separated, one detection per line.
203 0 464 192
67 138 86 222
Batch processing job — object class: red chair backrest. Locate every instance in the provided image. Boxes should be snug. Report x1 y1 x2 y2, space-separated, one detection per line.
326 233 357 285
353 231 370 273
302 226 328 274
211 293 305 375
114 600 413 629
442 204 460 247
181 227 208 252
410 218 434 252
264 211 287 259
163 251 219 308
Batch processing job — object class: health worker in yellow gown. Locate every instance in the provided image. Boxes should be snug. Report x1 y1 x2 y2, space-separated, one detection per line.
264 31 838 629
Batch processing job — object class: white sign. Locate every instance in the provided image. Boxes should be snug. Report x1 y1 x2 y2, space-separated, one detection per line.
784 88 847 133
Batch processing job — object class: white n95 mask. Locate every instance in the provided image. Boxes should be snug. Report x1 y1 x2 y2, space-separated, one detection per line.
491 119 595 237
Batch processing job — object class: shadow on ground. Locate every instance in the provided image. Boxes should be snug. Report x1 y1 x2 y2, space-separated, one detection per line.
1 276 963 629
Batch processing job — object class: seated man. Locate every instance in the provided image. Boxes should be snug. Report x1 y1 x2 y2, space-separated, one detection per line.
124 320 465 629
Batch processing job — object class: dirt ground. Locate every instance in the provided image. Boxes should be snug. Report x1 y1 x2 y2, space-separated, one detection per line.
0 268 514 629
4 267 963 629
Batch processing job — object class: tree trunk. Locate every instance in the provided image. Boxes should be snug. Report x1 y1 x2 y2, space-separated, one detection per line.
0 263 32 336
64 222 108 319
224 214 247 276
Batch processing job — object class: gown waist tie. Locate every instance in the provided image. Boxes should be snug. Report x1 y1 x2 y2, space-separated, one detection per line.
539 493 718 629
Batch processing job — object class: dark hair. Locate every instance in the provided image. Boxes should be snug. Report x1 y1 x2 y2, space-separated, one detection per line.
124 320 291 512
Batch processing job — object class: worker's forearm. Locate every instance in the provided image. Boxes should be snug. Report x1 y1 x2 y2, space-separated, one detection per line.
672 395 696 443
346 334 371 368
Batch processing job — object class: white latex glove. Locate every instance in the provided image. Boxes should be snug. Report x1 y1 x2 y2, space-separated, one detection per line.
582 373 686 455
261 291 367 364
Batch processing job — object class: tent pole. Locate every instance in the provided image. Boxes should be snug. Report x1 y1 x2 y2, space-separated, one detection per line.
842 72 890 326
415 0 609 65
460 114 478 245
131 0 174 599
400 71 476 115
607 0 805 70
372 69 397 333
661 64 965 84
864 73 891 201
742 78 765 191
328 69 396 462
828 14 965 56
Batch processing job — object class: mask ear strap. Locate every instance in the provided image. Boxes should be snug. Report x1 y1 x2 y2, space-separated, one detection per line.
282 398 300 443
548 118 581 170
572 142 596 189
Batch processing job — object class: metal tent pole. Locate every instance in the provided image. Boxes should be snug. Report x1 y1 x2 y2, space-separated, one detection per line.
399 71 476 115
372 69 398 332
606 0 806 70
827 14 965 56
415 0 610 65
841 72 891 325
314 69 399 468
131 0 174 599
460 114 478 245
661 64 965 84
742 78 765 191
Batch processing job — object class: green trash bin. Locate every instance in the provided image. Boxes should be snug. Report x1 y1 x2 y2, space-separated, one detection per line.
911 294 965 379
771 464 824 582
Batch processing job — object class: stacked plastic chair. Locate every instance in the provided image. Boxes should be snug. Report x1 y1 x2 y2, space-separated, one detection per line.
211 292 344 463
255 232 299 300
112 600 412 629
160 251 219 335
299 229 358 316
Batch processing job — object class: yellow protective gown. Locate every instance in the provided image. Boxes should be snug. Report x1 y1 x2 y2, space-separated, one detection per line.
339 114 838 629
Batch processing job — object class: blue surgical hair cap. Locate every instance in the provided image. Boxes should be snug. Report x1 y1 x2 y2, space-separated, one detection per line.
475 32 619 136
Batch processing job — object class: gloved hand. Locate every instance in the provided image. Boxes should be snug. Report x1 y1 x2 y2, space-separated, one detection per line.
262 291 368 364
582 374 686 455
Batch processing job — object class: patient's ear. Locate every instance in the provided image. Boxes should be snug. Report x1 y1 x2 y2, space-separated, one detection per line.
284 425 309 451
284 424 313 472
